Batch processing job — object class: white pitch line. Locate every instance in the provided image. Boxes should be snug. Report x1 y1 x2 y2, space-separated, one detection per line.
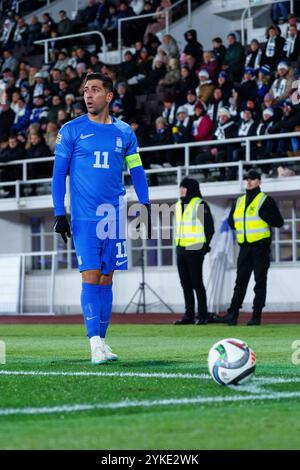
0 392 300 417
0 370 300 384
0 370 210 380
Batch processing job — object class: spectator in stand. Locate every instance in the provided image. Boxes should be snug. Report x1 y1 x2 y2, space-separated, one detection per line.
13 17 29 51
156 57 180 99
136 54 166 94
58 79 73 101
118 1 138 47
245 39 263 71
12 95 31 133
253 108 276 164
138 2 155 41
261 25 285 71
176 65 199 104
257 64 272 102
262 92 283 122
282 24 300 66
57 109 71 128
120 50 138 80
269 61 295 104
26 132 52 181
231 108 257 167
217 71 234 107
184 89 198 116
148 116 174 165
245 98 262 123
207 88 225 122
47 95 64 123
192 100 213 142
196 69 215 104
72 101 86 118
115 81 136 121
0 101 15 139
76 0 99 30
130 0 145 15
29 95 49 127
208 107 238 179
95 0 110 29
184 53 200 81
19 82 31 104
27 15 41 50
40 22 52 44
222 32 245 82
44 121 58 153
15 67 29 90
101 3 119 49
172 106 193 144
53 49 70 71
130 118 149 149
111 99 125 121
269 99 300 154
10 91 21 113
42 12 56 29
198 51 220 84
144 33 161 57
57 10 73 37
234 67 258 108
162 93 177 126
89 53 103 72
0 18 16 51
0 133 25 186
0 48 18 74
143 0 172 44
183 29 203 64
64 94 75 116
31 71 47 98
127 47 152 89
212 37 226 67
286 13 299 36
158 34 180 60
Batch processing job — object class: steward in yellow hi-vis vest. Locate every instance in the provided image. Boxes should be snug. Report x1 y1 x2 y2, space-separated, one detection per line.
233 192 271 244
220 170 283 326
174 178 215 325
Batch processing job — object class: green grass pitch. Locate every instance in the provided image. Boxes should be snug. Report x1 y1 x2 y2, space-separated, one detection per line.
0 323 300 450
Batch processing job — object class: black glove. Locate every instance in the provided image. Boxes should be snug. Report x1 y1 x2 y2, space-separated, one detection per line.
137 203 152 239
203 244 211 254
54 215 71 244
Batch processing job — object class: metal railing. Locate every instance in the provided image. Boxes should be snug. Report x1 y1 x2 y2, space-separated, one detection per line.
1 131 300 200
241 0 295 45
117 0 192 62
34 30 107 64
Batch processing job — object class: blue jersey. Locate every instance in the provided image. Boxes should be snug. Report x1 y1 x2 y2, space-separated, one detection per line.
52 114 148 221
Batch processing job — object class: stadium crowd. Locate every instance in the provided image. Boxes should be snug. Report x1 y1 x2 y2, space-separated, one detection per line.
1 0 300 185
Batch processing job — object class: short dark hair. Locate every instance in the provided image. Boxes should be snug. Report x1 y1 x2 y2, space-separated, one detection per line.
83 73 114 93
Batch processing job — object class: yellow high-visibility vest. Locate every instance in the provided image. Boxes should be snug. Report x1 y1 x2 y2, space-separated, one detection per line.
175 197 206 248
233 192 271 244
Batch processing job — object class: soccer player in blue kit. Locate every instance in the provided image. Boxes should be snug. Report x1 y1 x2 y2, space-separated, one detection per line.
52 73 150 364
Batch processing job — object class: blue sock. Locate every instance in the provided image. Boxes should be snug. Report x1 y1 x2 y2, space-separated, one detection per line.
81 283 102 338
99 284 113 339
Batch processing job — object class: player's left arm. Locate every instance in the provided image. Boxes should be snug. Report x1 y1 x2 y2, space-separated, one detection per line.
125 129 150 205
125 129 151 237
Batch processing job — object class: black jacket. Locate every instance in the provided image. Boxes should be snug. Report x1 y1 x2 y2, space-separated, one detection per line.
177 178 215 253
183 29 203 63
228 187 284 245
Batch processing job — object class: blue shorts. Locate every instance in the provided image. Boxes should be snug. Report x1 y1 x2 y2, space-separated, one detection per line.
72 220 128 274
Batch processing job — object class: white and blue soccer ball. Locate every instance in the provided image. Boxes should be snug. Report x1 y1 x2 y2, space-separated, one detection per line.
208 338 256 385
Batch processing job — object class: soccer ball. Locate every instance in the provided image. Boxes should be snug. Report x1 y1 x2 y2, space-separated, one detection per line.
208 338 256 385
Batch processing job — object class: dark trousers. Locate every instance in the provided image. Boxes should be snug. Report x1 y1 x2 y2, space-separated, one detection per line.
177 251 208 320
230 243 270 315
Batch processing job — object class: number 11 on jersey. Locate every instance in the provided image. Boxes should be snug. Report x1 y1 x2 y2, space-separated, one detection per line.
93 151 109 169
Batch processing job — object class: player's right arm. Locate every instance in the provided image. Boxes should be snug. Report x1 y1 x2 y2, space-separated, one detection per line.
52 125 74 243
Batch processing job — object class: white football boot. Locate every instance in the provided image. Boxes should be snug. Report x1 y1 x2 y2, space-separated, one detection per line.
90 336 107 365
101 339 118 361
